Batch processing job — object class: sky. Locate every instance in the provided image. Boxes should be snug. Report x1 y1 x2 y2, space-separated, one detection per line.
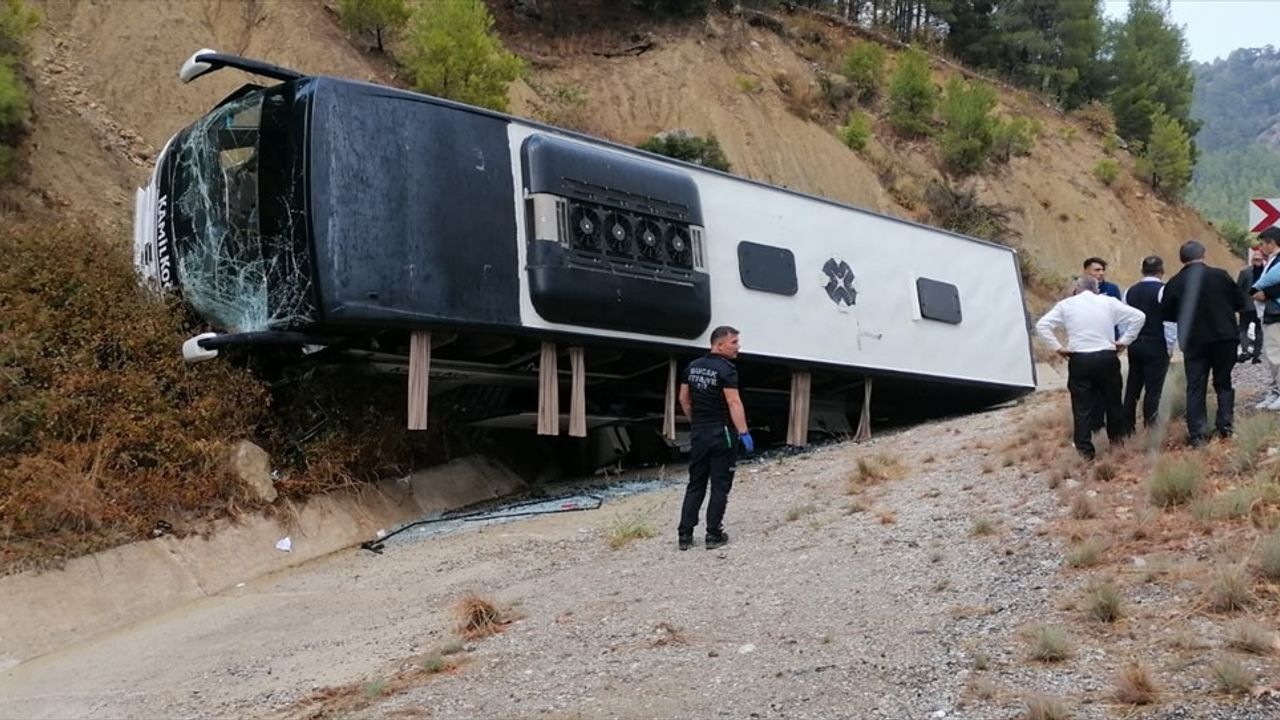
1102 1 1280 64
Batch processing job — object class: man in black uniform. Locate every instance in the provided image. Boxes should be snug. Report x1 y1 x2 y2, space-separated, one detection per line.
1122 256 1176 431
677 325 754 551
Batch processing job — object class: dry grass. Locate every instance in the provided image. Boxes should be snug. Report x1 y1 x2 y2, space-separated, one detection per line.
1114 660 1159 705
1211 658 1255 695
786 503 818 522
1148 456 1204 508
1226 621 1277 655
1065 537 1108 568
604 509 658 549
1093 461 1118 482
1262 531 1280 581
1028 625 1071 662
971 517 997 536
1084 582 1123 623
650 621 688 648
877 510 898 525
1229 413 1277 473
1023 694 1072 720
1069 494 1096 520
847 453 906 492
1207 563 1255 613
453 593 507 640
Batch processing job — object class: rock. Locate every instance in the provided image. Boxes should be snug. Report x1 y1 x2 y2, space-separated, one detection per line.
229 440 277 503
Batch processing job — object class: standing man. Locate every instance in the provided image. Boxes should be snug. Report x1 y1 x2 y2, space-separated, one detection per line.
677 325 754 551
1084 257 1124 300
1236 247 1265 364
1123 256 1177 431
1161 240 1244 446
1252 228 1280 409
1035 275 1146 460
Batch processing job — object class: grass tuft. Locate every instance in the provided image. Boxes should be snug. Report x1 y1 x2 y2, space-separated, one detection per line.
1208 563 1255 613
1261 531 1280 581
1085 582 1123 623
1023 694 1071 720
1029 625 1071 662
1065 537 1107 568
847 453 906 491
971 517 996 536
1148 456 1203 507
1069 494 1096 520
1094 461 1118 482
1226 621 1276 655
786 503 818 522
1211 658 1255 695
1229 414 1277 473
1114 660 1159 705
453 593 506 640
604 509 658 549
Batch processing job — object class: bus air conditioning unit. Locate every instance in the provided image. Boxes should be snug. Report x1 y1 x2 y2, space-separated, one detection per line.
521 134 712 339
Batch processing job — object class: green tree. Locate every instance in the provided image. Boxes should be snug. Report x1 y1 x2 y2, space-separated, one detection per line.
842 42 886 104
939 76 997 174
887 46 937 138
837 111 873 151
338 0 410 53
991 115 1040 162
402 0 524 112
1106 0 1197 148
1188 145 1280 227
1143 110 1193 199
637 130 731 172
0 0 40 58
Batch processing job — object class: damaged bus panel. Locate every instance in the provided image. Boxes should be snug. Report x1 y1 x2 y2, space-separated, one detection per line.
134 49 1037 457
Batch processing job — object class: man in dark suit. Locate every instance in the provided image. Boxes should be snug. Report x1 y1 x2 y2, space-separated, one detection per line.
1236 247 1265 363
1123 256 1176 431
1161 240 1245 446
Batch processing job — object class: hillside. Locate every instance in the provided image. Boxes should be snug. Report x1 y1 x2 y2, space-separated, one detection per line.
1190 47 1280 229
9 0 1237 300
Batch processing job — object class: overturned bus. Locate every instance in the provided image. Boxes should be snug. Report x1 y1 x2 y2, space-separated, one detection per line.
133 49 1036 467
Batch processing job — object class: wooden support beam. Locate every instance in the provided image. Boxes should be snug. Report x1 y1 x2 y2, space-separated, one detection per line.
787 369 811 447
854 377 873 442
569 346 586 438
407 330 431 430
538 341 560 436
663 357 678 441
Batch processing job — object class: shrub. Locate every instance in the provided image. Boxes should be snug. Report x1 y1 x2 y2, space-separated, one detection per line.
1071 100 1116 137
1261 531 1280 581
1085 583 1123 623
837 111 873 151
1103 134 1120 155
402 0 524 112
939 76 998 174
337 0 409 53
637 130 731 172
923 180 1017 244
1094 158 1120 185
1148 456 1203 507
842 41 886 103
991 116 1040 162
1212 659 1255 694
887 46 936 138
0 0 41 58
1029 626 1071 662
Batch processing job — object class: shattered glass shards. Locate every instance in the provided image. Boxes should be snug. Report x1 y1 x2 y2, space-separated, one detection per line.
170 90 315 333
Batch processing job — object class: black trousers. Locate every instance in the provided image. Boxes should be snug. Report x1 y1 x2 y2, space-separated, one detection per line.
1240 312 1262 360
679 425 736 536
1067 350 1126 458
1122 341 1171 430
1184 339 1237 443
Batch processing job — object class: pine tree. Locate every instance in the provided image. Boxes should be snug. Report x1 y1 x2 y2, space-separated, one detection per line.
402 0 524 112
887 46 937 138
337 0 409 53
1144 110 1193 199
1106 0 1197 147
939 76 997 174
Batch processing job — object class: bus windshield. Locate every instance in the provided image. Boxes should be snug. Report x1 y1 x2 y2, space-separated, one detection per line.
166 83 313 332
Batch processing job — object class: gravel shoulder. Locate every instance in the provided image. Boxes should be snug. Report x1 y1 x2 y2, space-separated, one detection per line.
3 373 1278 720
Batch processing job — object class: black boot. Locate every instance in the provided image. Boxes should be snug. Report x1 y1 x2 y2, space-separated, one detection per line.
705 530 729 549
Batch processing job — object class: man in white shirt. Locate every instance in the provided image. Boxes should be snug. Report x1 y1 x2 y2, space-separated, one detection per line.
1035 275 1147 459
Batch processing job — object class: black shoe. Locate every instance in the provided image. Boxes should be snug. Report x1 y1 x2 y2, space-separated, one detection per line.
678 534 692 551
1254 357 1263 364
705 531 729 550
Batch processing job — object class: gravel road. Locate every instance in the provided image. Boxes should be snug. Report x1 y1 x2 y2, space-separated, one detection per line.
2 367 1278 720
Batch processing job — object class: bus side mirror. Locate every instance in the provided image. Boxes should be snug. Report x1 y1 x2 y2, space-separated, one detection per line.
180 48 219 84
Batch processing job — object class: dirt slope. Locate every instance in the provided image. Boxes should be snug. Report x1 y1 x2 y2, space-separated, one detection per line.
13 1 1238 290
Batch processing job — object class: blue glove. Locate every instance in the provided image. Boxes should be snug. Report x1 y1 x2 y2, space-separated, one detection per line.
739 431 754 454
